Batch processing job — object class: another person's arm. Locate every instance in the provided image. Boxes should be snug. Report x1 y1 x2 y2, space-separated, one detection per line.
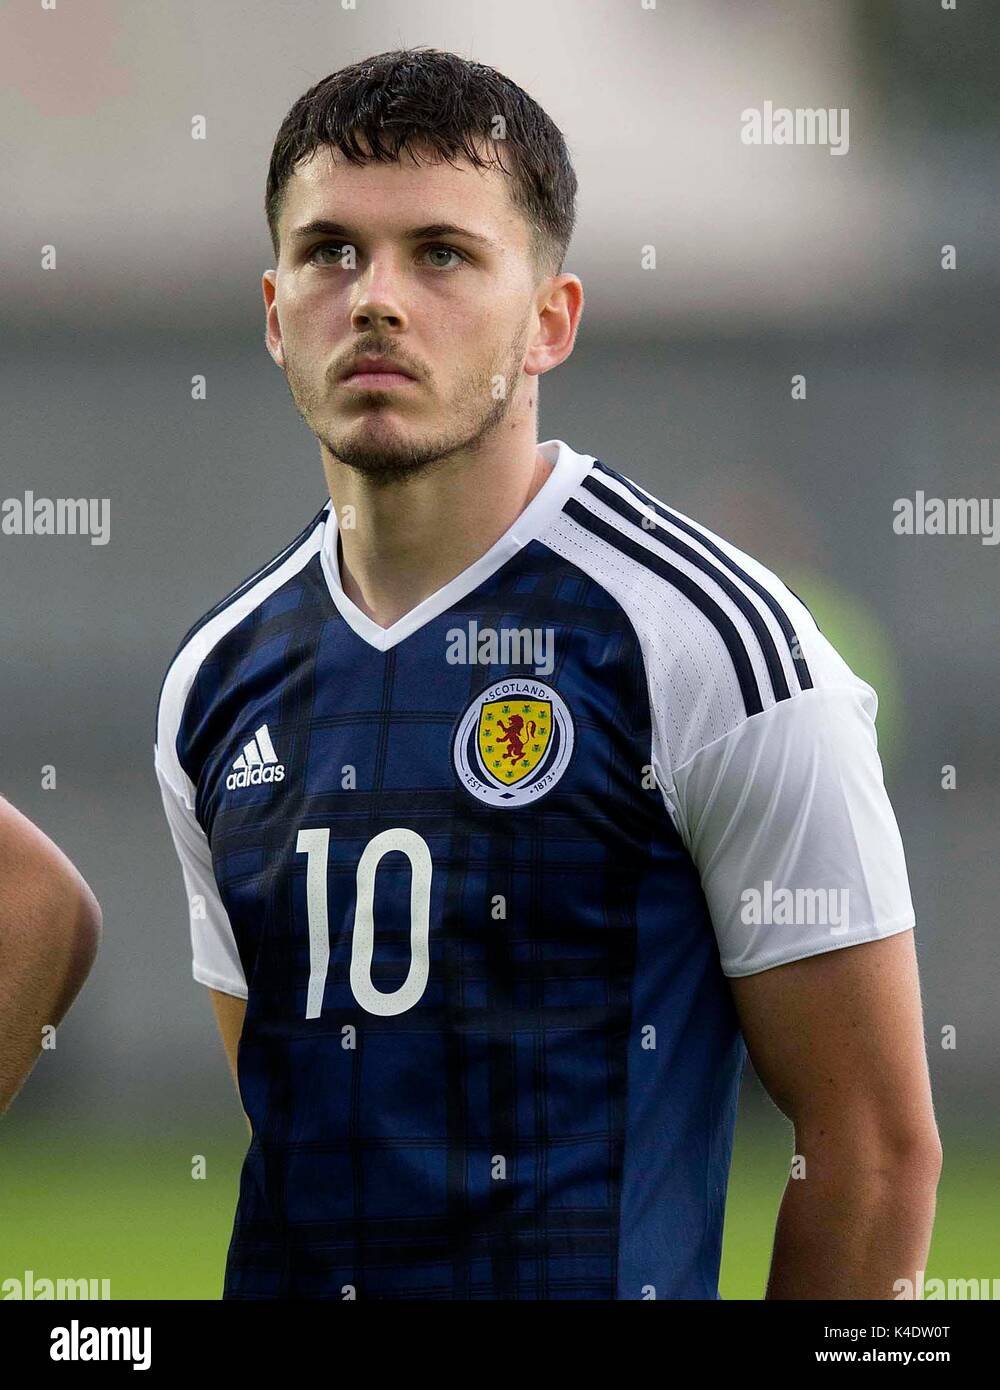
0 795 102 1114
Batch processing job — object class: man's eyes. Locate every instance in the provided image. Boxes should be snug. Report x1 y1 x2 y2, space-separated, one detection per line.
307 242 466 269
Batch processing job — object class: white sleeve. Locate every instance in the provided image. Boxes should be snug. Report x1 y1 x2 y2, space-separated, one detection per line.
666 682 915 977
154 756 248 998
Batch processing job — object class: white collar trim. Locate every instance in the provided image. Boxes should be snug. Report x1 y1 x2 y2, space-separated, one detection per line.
319 438 595 652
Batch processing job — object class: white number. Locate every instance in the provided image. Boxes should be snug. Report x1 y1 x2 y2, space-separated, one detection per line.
295 826 433 1019
296 827 330 1019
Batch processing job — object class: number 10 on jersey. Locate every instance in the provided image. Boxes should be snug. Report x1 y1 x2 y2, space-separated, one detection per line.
295 826 433 1019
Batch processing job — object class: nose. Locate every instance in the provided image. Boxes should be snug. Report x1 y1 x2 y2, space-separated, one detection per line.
350 254 407 334
351 299 404 333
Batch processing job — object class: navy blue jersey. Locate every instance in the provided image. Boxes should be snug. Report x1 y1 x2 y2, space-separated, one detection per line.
156 438 915 1299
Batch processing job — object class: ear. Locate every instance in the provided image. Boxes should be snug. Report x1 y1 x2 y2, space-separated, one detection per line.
524 273 584 379
262 269 285 369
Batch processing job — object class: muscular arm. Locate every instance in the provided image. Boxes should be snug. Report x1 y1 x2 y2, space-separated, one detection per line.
729 930 942 1299
0 795 102 1114
208 988 250 1134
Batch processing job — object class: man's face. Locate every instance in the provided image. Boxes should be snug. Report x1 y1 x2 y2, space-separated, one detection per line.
263 142 548 483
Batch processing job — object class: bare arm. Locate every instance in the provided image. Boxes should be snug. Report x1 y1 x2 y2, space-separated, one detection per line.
0 795 102 1115
729 930 942 1299
208 988 250 1135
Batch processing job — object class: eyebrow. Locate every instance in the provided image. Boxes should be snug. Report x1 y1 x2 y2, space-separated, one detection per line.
289 218 500 251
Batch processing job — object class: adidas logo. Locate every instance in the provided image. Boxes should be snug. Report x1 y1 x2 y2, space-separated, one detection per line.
226 723 286 790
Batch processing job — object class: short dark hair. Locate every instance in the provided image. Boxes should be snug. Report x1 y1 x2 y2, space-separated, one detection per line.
265 48 578 279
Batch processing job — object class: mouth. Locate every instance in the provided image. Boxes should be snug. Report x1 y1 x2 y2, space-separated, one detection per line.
338 370 417 390
337 357 418 390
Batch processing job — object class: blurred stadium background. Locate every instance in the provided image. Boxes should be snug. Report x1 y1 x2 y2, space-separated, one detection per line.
1 0 997 1297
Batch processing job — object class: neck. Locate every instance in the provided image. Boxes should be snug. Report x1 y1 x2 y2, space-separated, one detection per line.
323 434 554 629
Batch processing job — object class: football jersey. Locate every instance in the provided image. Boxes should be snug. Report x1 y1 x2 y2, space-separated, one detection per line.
155 438 915 1300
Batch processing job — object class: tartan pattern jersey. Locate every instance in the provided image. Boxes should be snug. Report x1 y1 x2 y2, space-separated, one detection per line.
156 438 915 1298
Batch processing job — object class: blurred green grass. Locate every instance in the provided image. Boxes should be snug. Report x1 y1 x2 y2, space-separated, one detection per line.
0 1108 994 1299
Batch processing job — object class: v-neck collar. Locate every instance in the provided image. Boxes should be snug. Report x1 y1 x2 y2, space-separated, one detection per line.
318 438 595 652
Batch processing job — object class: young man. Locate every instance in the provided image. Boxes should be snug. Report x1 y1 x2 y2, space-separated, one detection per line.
155 49 940 1300
0 795 101 1115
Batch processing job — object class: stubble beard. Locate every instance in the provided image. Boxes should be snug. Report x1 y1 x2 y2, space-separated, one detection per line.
282 324 531 487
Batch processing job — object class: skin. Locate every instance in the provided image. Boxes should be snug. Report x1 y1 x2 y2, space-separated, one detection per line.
0 795 102 1115
261 138 584 628
731 930 941 1298
206 136 941 1297
209 989 250 1137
